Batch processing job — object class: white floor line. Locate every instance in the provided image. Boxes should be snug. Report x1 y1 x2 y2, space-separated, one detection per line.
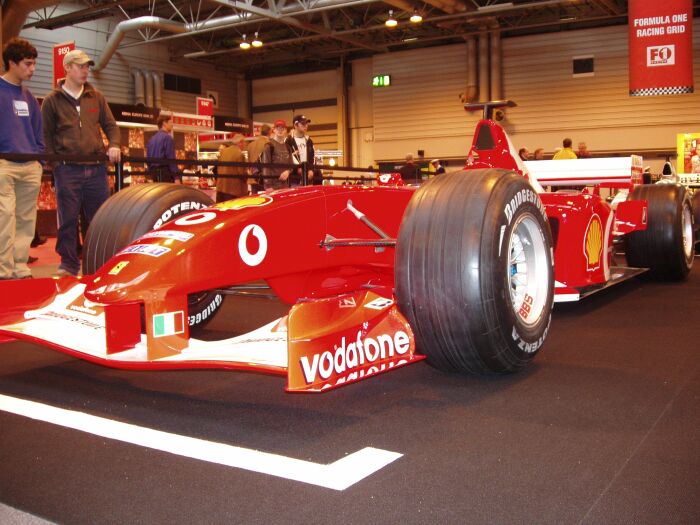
0 394 401 491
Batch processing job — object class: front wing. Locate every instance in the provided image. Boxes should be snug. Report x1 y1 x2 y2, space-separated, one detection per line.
0 278 425 393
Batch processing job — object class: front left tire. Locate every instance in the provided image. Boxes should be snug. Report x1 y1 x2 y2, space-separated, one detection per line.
83 183 224 331
395 169 554 374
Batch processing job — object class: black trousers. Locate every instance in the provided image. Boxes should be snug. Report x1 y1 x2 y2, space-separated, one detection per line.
149 167 176 183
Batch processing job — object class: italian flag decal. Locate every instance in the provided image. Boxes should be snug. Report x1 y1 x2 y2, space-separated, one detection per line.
153 311 185 338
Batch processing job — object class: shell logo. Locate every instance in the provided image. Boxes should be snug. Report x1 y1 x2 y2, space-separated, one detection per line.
214 195 273 211
584 214 603 271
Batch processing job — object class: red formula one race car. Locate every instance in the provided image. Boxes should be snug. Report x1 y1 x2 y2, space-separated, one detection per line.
0 101 692 392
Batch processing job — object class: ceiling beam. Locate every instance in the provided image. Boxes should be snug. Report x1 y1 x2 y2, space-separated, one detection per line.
212 0 387 51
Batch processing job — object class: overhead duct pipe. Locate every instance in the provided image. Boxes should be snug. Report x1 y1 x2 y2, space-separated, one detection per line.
460 37 478 103
490 30 502 101
93 0 377 71
151 71 162 109
478 31 489 103
132 69 145 106
93 17 188 72
144 70 154 107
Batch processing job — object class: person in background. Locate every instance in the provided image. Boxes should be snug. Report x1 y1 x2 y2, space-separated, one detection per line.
552 138 577 160
577 141 591 159
285 115 315 185
42 49 120 277
146 113 178 182
533 148 545 160
399 153 419 184
216 134 248 202
260 119 292 190
691 149 700 174
518 148 531 161
430 158 445 174
246 124 271 193
0 37 43 279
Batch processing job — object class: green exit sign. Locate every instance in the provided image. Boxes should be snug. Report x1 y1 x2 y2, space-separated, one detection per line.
372 75 391 87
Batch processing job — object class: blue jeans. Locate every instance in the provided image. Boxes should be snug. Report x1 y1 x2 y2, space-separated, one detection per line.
54 164 109 275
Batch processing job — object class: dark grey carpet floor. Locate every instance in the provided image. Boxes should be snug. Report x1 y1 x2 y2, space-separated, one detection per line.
1 264 698 525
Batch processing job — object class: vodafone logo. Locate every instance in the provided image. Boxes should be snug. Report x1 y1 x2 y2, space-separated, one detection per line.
300 330 411 384
647 45 675 67
238 224 267 266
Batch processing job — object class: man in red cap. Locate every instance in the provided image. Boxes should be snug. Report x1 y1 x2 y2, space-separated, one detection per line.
259 119 292 190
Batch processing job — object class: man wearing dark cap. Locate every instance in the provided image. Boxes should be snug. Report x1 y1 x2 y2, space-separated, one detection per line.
285 114 316 185
42 48 120 277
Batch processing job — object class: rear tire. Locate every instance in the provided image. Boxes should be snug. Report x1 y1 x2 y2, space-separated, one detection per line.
625 184 694 280
396 169 554 374
83 183 223 331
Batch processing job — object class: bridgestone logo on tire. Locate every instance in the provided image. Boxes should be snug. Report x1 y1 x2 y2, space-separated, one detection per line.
504 188 546 224
188 293 223 326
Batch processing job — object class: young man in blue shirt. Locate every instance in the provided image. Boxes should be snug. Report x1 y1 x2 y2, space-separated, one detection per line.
146 113 178 182
0 38 44 279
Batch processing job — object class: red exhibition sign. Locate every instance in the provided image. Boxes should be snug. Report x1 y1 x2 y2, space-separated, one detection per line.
196 96 213 116
52 41 75 88
628 0 693 96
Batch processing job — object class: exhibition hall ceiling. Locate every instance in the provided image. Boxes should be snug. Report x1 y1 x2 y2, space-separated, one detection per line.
13 1 672 76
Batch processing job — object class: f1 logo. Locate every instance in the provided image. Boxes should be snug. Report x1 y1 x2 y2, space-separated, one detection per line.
647 45 675 67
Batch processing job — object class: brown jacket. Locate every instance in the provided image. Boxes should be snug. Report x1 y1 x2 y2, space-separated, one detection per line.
216 144 247 198
41 81 119 159
245 135 270 184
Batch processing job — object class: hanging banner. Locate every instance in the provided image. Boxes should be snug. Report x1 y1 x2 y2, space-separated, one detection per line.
629 0 693 96
52 41 75 88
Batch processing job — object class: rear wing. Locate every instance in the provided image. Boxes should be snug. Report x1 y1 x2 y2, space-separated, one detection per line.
524 156 644 188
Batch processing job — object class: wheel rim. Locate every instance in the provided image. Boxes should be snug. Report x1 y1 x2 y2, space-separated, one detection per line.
508 212 550 327
682 203 693 261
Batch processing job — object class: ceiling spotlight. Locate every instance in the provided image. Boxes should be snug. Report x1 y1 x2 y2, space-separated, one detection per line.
385 10 398 28
251 32 263 48
410 9 422 23
240 34 250 50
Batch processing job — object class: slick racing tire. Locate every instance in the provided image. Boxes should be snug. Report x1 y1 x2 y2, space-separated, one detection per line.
625 184 694 280
83 183 223 331
396 169 554 374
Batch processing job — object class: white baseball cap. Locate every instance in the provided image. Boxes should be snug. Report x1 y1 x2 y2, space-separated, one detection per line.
63 49 95 68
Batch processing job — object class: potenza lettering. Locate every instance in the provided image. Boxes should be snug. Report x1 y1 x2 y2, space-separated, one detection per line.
512 322 548 354
153 202 208 228
504 188 546 224
300 330 410 384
